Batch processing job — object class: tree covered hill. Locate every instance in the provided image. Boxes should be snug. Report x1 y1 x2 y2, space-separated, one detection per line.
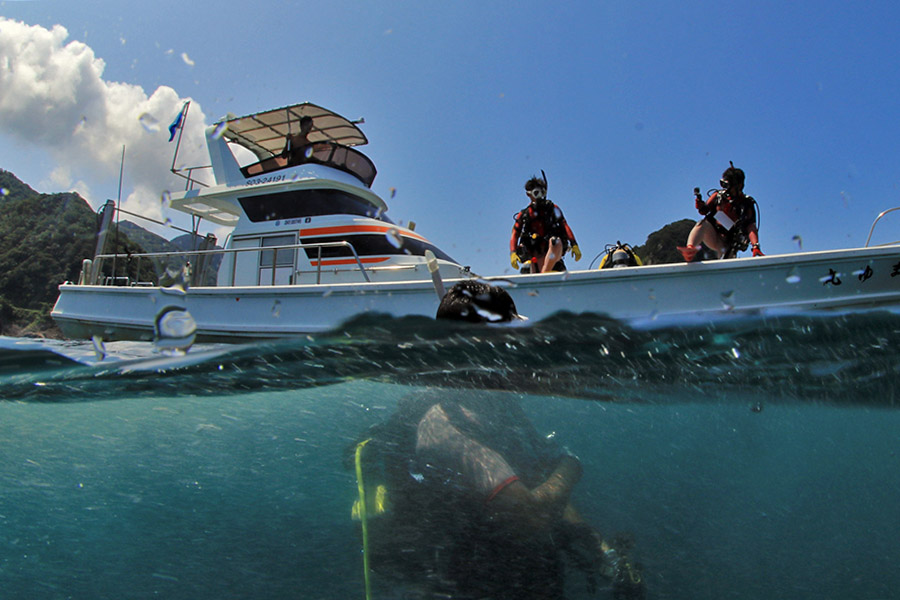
0 169 188 337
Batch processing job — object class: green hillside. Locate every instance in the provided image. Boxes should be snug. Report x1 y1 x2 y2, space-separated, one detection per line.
0 170 178 337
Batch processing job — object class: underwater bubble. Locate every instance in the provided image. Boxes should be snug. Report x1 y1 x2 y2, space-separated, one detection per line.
786 268 801 284
385 227 404 249
91 335 107 361
154 307 197 354
139 113 160 132
272 299 282 318
721 290 735 309
210 121 228 140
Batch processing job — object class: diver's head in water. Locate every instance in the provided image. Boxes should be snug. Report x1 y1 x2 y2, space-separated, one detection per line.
436 280 524 324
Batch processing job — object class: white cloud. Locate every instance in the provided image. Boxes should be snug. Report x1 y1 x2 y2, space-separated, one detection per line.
0 17 212 227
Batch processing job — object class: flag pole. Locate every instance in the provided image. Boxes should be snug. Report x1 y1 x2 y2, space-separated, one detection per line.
169 101 191 177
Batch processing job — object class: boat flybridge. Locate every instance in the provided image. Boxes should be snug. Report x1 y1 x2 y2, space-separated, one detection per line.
52 102 900 343
52 102 474 342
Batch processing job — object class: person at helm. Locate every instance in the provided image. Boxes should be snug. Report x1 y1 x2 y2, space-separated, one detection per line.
510 175 581 273
678 164 763 262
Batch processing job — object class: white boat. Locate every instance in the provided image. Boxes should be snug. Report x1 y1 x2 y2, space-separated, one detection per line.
51 102 900 342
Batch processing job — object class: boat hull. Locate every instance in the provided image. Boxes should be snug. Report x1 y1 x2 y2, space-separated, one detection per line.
51 246 900 342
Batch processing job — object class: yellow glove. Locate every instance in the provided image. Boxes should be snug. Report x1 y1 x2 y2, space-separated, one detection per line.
511 252 520 269
571 244 582 261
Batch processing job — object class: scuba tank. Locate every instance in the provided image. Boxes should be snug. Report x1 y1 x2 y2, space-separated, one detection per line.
596 241 643 269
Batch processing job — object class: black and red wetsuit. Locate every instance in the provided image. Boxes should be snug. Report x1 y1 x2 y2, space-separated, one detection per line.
510 199 577 265
698 190 758 255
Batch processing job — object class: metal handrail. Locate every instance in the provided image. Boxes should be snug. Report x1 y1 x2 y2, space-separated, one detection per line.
865 207 900 247
91 240 371 286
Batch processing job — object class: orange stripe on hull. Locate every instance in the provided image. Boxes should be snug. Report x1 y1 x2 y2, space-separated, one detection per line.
300 224 428 243
310 257 392 266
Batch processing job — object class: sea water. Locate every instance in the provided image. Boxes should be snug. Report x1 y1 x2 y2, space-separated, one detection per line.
1 312 899 600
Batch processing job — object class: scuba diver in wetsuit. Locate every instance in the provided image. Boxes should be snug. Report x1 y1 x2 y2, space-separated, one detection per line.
510 174 581 273
347 390 646 600
679 164 762 262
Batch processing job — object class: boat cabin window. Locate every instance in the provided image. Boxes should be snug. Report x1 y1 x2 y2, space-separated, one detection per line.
239 189 393 223
230 234 298 286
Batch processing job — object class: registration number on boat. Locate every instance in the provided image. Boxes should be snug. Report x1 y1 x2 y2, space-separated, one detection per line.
245 174 286 186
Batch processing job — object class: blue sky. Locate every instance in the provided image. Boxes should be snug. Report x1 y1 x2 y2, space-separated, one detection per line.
2 1 899 275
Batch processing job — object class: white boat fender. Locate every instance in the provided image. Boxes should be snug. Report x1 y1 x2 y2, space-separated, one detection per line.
424 250 445 300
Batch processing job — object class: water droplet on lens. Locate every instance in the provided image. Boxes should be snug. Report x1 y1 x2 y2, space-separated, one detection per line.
210 122 228 139
786 268 801 284
161 190 172 209
721 290 735 309
385 228 403 249
139 113 160 132
791 235 803 250
272 299 282 318
181 52 195 67
0 188 8 196
731 347 741 359
91 335 107 361
154 307 197 354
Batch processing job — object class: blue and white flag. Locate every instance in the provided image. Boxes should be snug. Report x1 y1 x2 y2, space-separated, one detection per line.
168 101 190 142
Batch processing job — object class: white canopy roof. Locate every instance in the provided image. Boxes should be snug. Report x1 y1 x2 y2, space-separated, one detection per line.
219 102 368 160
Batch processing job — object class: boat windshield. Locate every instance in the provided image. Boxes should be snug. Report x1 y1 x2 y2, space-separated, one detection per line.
240 142 377 187
239 189 393 223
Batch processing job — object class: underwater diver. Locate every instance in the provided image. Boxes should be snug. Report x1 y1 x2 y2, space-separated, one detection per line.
347 390 645 600
511 173 581 273
678 163 762 262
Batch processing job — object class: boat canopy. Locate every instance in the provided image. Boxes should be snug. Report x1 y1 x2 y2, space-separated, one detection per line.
220 102 368 161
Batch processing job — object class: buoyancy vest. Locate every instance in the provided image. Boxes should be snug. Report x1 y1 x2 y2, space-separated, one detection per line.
705 191 758 256
511 200 575 258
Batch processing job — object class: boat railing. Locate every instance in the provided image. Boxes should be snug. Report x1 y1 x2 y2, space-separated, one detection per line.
85 240 372 288
171 165 213 191
865 207 900 247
